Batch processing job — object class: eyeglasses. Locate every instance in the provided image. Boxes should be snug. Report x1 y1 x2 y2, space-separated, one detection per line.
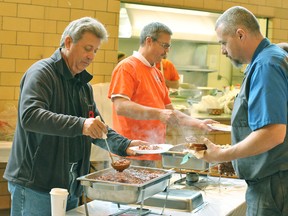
155 40 171 50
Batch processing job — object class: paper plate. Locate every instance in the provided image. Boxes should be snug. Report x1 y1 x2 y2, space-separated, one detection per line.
130 144 174 154
208 123 231 132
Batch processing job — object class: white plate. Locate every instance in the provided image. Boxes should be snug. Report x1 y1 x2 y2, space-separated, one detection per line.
130 144 174 154
208 123 232 132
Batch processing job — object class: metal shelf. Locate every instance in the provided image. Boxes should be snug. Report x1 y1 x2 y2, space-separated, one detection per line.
176 66 216 73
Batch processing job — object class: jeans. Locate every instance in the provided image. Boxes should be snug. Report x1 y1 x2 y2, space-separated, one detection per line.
8 182 79 216
245 170 288 216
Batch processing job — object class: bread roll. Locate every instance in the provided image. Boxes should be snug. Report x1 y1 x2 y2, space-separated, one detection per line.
187 143 207 151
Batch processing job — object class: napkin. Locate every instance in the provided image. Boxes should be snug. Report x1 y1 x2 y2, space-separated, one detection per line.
193 150 205 159
181 150 205 165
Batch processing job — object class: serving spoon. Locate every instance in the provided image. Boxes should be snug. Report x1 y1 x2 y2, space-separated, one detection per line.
96 116 130 172
102 133 130 172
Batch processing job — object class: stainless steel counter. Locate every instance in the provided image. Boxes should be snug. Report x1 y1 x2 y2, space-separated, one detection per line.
67 174 247 216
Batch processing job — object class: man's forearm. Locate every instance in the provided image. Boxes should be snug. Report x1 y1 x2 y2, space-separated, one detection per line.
116 100 162 120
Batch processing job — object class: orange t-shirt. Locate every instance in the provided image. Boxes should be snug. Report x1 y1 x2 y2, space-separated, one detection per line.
108 56 172 160
156 59 180 81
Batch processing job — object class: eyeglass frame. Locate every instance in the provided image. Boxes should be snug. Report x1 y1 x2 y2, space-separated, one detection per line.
150 37 171 50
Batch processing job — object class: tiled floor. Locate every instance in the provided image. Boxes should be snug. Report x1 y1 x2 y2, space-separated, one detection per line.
0 209 10 216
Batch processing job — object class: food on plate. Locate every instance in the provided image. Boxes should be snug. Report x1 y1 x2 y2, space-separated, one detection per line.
211 123 229 128
207 108 223 115
93 168 166 184
138 145 160 150
130 144 173 154
208 123 231 131
218 162 236 176
209 145 236 177
187 143 207 151
209 162 236 177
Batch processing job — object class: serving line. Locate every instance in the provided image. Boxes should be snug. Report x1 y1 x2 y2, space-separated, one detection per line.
68 173 247 216
77 166 174 216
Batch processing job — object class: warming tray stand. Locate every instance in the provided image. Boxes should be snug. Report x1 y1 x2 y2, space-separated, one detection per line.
78 166 174 216
81 182 172 216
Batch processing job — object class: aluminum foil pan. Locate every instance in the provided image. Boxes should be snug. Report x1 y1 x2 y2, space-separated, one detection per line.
77 166 174 204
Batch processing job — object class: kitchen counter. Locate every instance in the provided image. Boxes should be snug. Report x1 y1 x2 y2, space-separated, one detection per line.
166 120 231 146
191 112 231 121
172 96 232 120
167 99 232 146
67 174 247 216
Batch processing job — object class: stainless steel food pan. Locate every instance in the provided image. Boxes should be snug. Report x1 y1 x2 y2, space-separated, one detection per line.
77 166 174 204
161 143 208 170
144 189 204 211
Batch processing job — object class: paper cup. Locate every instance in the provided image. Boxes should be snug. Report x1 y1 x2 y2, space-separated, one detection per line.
50 188 69 216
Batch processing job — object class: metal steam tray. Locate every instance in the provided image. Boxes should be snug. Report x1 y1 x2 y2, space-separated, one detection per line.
144 188 204 211
161 143 208 170
77 166 174 204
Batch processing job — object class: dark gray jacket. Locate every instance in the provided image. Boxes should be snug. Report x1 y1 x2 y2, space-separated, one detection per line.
4 49 131 196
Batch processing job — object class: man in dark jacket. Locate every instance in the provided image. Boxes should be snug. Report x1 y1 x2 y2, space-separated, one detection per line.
4 17 147 216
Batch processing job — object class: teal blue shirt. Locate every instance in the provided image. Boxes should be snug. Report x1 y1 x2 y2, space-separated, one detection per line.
231 38 288 180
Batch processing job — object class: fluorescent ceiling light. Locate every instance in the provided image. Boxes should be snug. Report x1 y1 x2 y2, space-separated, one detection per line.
120 3 220 41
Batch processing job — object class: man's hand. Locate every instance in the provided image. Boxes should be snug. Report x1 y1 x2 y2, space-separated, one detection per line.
200 119 220 132
202 137 224 163
126 140 150 156
82 116 108 139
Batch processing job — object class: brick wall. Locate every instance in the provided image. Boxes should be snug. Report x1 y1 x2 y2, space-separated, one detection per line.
0 0 120 112
0 1 287 209
0 0 287 112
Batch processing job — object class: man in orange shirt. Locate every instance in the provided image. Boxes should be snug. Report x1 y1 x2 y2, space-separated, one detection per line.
108 22 216 166
156 57 180 89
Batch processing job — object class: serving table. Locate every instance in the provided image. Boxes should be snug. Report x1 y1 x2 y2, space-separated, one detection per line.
67 174 247 216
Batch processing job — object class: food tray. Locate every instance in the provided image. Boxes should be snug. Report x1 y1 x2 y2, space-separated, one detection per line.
77 166 174 204
161 144 208 171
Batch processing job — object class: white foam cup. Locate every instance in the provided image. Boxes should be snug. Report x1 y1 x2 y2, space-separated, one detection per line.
50 188 69 216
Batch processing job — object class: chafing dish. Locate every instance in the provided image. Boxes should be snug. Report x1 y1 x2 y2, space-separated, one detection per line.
162 143 208 170
144 189 204 211
77 166 174 204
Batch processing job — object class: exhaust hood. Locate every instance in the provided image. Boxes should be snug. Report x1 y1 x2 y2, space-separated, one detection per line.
119 3 220 42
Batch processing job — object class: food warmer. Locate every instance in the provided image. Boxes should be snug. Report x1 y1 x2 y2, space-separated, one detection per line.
77 166 174 215
162 143 208 170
